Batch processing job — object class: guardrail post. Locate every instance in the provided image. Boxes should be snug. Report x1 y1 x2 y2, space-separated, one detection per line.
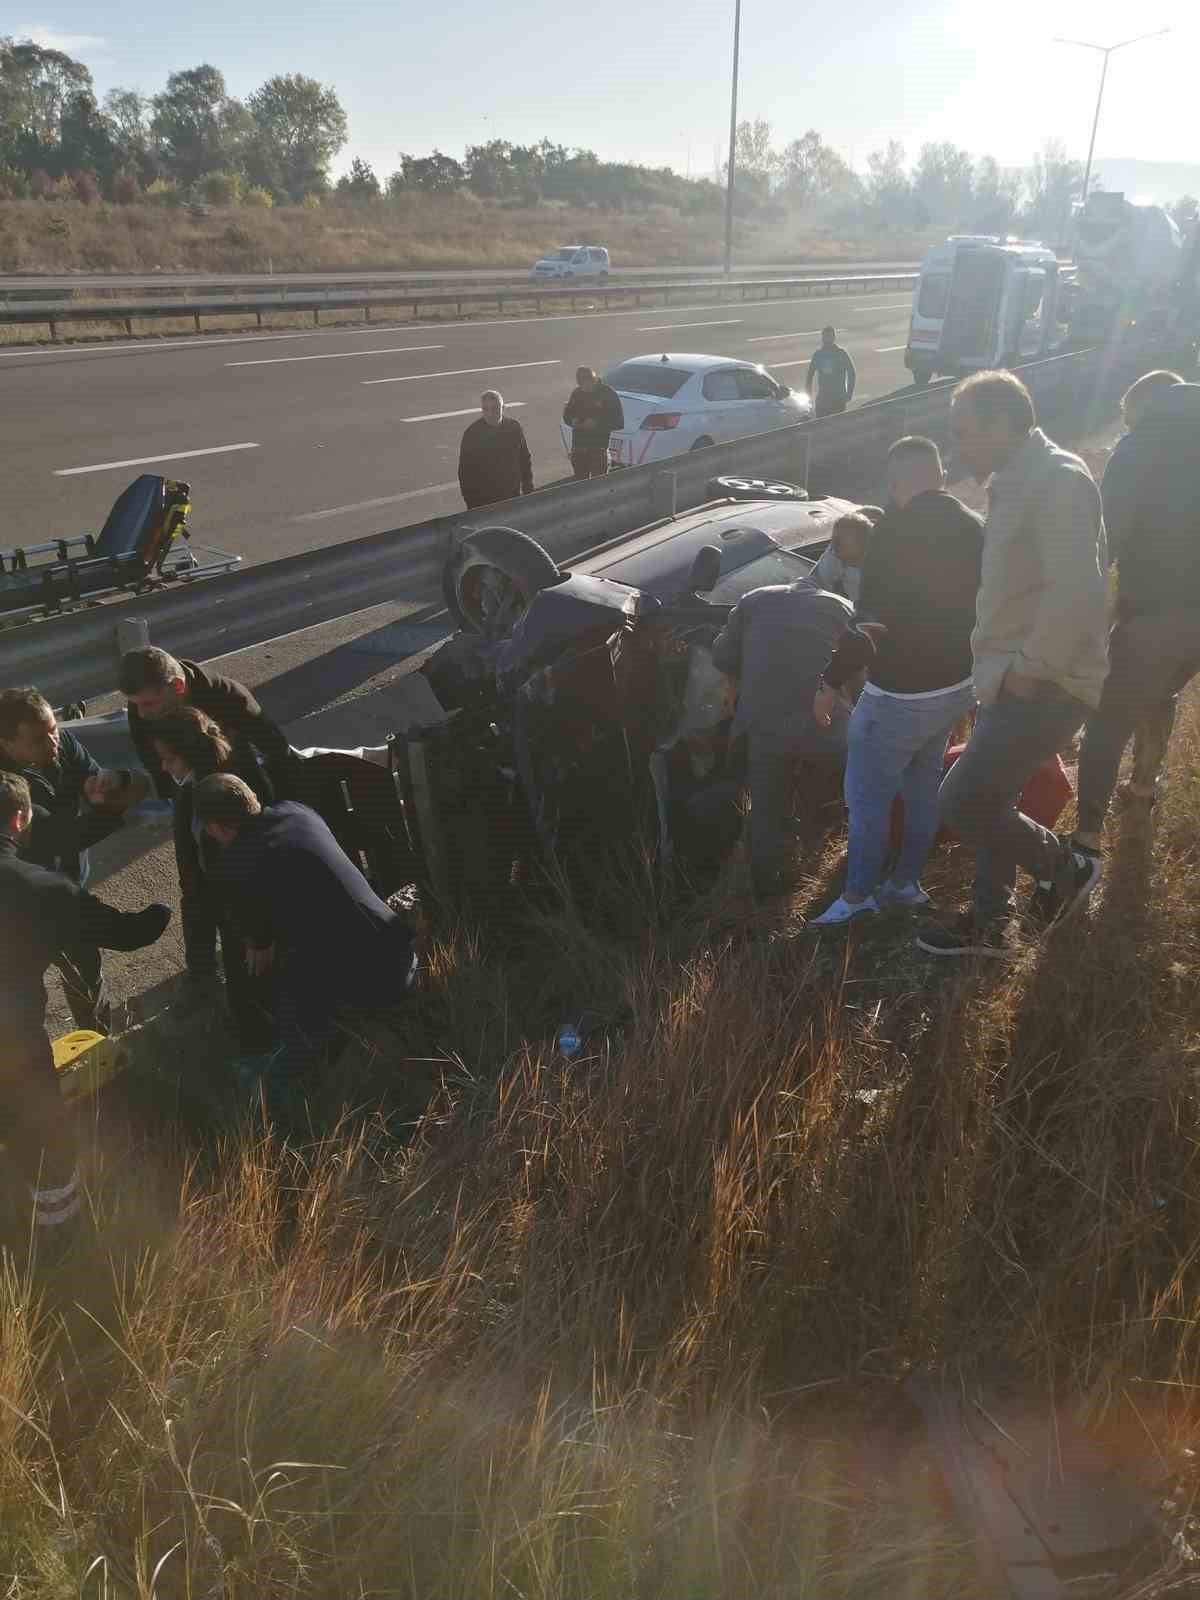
314 308 320 326
49 317 57 341
651 470 677 519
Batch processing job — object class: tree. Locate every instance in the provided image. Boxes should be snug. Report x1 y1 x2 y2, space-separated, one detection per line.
777 129 855 208
336 156 380 202
865 140 912 226
1022 140 1082 243
912 141 974 225
103 87 158 184
393 150 464 195
0 37 92 169
465 139 517 199
970 155 1020 234
150 65 249 188
58 90 117 185
730 118 777 198
245 73 346 202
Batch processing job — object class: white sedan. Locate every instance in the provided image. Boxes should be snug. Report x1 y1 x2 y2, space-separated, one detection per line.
560 353 812 469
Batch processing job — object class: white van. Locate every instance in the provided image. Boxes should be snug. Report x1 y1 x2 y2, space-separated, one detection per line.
905 236 1067 386
529 246 610 282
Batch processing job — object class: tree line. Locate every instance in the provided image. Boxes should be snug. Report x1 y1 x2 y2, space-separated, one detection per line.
2 38 1196 236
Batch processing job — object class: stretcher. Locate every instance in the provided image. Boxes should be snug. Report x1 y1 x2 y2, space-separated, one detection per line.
0 474 241 624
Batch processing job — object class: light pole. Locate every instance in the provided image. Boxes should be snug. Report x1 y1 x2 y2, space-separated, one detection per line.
723 0 742 275
1054 29 1169 202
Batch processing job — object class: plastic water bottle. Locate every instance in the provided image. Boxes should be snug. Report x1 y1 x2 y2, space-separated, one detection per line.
557 1023 582 1059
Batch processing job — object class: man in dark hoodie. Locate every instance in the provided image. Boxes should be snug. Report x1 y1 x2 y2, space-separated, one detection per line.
1072 379 1200 858
810 435 983 925
120 646 295 983
562 366 624 479
457 390 534 509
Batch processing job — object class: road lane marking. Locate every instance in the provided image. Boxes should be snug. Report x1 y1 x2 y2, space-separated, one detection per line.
0 293 914 363
635 319 743 331
227 343 444 368
875 344 908 353
402 402 526 422
769 359 813 370
55 442 260 476
364 359 560 386
853 301 913 312
745 329 823 342
293 482 460 522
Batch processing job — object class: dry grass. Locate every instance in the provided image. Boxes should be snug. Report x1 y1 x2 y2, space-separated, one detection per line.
3 692 1200 1595
0 194 937 277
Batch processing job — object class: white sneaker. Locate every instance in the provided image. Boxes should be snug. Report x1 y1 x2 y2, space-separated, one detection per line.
877 880 931 909
808 894 878 927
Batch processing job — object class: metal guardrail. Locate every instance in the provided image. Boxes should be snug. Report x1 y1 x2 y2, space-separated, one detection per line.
0 344 1104 708
0 261 922 306
0 272 919 340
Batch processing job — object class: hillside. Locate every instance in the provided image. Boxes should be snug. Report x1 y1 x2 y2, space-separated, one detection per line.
0 194 939 276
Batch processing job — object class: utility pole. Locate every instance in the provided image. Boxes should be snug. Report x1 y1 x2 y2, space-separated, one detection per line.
723 0 742 276
1055 29 1169 202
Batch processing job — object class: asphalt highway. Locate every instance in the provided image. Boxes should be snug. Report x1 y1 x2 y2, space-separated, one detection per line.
3 287 917 565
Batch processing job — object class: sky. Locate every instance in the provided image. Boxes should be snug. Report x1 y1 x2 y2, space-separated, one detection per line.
12 0 1195 190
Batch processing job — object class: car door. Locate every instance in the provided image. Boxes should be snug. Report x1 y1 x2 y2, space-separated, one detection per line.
699 367 749 441
733 367 788 436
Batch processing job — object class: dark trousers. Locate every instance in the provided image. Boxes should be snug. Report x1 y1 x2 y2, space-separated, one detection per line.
938 685 1087 919
814 395 848 418
182 885 219 976
220 918 277 1052
571 444 610 480
1076 612 1200 836
52 941 110 1034
0 1032 77 1192
746 730 846 897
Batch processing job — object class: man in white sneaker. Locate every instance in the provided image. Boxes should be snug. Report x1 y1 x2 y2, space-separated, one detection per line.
916 371 1107 958
810 436 982 927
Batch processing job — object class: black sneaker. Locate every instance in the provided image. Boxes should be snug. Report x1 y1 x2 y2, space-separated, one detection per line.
916 912 1017 959
1053 840 1102 923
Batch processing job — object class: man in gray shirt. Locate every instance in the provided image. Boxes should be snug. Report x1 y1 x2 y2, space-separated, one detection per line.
712 577 853 897
917 370 1108 958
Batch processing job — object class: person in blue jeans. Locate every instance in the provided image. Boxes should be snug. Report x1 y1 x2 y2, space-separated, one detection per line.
810 436 983 926
916 372 1108 957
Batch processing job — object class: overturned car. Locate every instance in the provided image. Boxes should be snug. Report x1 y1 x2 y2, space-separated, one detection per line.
383 479 856 910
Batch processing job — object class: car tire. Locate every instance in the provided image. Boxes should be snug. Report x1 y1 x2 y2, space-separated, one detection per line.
598 271 609 283
707 475 809 503
690 436 715 452
443 526 562 637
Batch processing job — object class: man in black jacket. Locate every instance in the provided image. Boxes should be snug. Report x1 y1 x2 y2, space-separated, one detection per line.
120 646 295 982
196 775 417 1071
0 687 148 1031
562 366 624 479
458 390 534 509
806 326 857 418
0 773 170 1241
1073 378 1198 854
810 435 983 925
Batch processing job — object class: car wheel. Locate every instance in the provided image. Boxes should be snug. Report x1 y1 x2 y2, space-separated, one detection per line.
443 526 563 638
690 436 715 452
598 270 609 283
707 474 809 503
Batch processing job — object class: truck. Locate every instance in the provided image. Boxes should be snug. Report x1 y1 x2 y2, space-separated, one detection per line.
1067 191 1182 345
904 235 1068 386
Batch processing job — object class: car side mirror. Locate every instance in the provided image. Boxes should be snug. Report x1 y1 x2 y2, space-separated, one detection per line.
688 545 723 595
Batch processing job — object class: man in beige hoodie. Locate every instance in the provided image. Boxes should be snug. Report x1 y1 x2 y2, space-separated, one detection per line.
917 370 1108 958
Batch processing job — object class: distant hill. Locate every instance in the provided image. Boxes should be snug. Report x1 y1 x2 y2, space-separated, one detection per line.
1089 158 1200 205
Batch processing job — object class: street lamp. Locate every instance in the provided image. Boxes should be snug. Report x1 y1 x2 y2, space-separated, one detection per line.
1054 29 1170 202
723 0 742 275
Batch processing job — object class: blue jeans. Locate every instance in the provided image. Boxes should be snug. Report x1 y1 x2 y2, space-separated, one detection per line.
937 685 1087 920
844 682 976 898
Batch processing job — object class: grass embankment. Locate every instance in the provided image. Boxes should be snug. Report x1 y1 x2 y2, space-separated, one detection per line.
4 698 1200 1594
0 193 937 277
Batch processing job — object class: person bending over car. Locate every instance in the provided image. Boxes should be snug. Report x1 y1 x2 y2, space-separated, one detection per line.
120 646 296 993
195 775 418 1080
562 366 624 480
712 576 854 898
458 390 534 509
